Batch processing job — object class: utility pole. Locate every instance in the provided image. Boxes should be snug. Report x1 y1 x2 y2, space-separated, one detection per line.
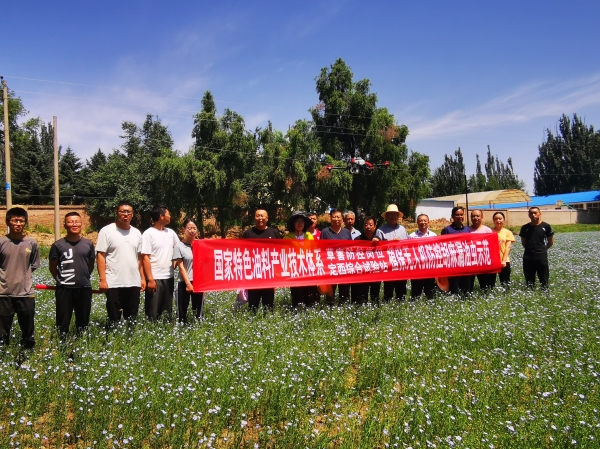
464 173 470 226
53 116 60 240
2 77 12 209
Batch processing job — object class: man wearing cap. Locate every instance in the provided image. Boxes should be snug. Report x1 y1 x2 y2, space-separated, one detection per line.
408 214 437 300
375 204 409 301
242 209 281 312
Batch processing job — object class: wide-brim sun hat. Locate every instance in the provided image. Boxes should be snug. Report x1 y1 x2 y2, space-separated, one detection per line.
286 211 312 233
381 204 404 219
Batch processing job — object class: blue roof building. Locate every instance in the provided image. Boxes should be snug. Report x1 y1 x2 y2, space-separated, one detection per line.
477 190 600 210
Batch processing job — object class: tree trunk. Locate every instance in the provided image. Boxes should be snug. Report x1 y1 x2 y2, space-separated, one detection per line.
197 206 205 239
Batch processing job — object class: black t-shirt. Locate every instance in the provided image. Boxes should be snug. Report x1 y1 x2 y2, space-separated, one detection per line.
356 233 376 241
320 227 352 240
519 221 554 260
49 238 95 288
242 227 281 239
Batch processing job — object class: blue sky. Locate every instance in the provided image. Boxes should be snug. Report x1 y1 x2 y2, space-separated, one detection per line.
4 1 600 193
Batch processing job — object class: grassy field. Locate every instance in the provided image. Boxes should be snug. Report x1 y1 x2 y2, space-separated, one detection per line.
1 232 599 448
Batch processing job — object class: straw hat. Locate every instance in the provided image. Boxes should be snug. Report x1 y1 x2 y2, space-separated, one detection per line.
286 211 312 233
381 204 404 219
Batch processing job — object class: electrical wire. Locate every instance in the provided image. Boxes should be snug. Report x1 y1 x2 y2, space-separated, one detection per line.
6 75 554 136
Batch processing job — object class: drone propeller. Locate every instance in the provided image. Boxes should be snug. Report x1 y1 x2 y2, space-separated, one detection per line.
326 158 389 175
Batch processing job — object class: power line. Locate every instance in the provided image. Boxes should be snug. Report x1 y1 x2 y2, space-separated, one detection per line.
5 76 551 133
12 92 542 144
7 75 254 106
14 90 203 115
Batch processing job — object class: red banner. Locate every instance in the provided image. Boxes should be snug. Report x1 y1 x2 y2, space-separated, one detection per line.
192 234 501 292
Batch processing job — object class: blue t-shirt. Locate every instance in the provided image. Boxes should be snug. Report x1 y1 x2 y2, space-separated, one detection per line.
321 227 352 240
441 224 471 235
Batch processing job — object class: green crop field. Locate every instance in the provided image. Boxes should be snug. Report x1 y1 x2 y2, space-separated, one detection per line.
1 232 599 448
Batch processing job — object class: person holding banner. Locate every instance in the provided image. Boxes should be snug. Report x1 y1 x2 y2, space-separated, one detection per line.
174 218 204 323
242 209 281 312
352 216 381 304
320 208 352 303
376 204 409 301
441 206 472 296
344 211 361 239
408 214 437 300
96 201 145 328
491 211 515 288
284 211 318 307
49 212 95 338
469 209 494 291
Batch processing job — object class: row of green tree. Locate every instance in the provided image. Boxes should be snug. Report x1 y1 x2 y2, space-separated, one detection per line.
2 59 598 235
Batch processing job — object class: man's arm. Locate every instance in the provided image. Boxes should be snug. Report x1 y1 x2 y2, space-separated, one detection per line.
521 237 527 248
138 253 146 292
30 242 41 271
87 244 95 274
546 236 554 249
49 259 59 281
97 251 109 292
48 243 58 280
142 254 156 293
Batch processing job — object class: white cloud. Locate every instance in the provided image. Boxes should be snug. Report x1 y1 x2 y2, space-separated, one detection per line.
407 74 600 140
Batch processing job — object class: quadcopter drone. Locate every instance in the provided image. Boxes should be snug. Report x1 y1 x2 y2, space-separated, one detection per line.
326 157 390 175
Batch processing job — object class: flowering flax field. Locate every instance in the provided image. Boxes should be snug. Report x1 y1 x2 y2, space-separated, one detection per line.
1 232 599 448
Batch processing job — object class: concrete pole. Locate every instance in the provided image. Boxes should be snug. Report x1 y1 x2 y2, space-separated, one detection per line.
2 78 12 209
53 116 60 240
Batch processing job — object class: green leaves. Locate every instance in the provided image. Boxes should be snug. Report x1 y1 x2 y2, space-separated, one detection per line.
534 114 600 195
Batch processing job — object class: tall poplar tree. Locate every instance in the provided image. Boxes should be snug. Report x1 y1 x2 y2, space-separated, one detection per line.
534 114 600 195
430 148 467 197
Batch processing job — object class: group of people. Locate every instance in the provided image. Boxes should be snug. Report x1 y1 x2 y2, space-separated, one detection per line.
439 205 553 295
0 202 554 350
239 204 555 310
0 203 202 350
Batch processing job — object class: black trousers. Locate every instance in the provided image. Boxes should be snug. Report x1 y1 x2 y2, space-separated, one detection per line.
523 258 549 288
476 273 496 291
291 286 319 307
0 296 35 348
489 263 511 289
177 281 204 322
449 275 474 296
247 288 275 312
145 278 174 320
383 280 407 301
106 287 141 325
351 282 381 304
56 287 92 336
410 278 436 300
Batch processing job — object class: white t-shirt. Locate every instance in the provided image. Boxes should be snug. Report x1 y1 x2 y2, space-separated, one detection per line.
141 227 179 280
409 229 437 238
96 223 142 288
